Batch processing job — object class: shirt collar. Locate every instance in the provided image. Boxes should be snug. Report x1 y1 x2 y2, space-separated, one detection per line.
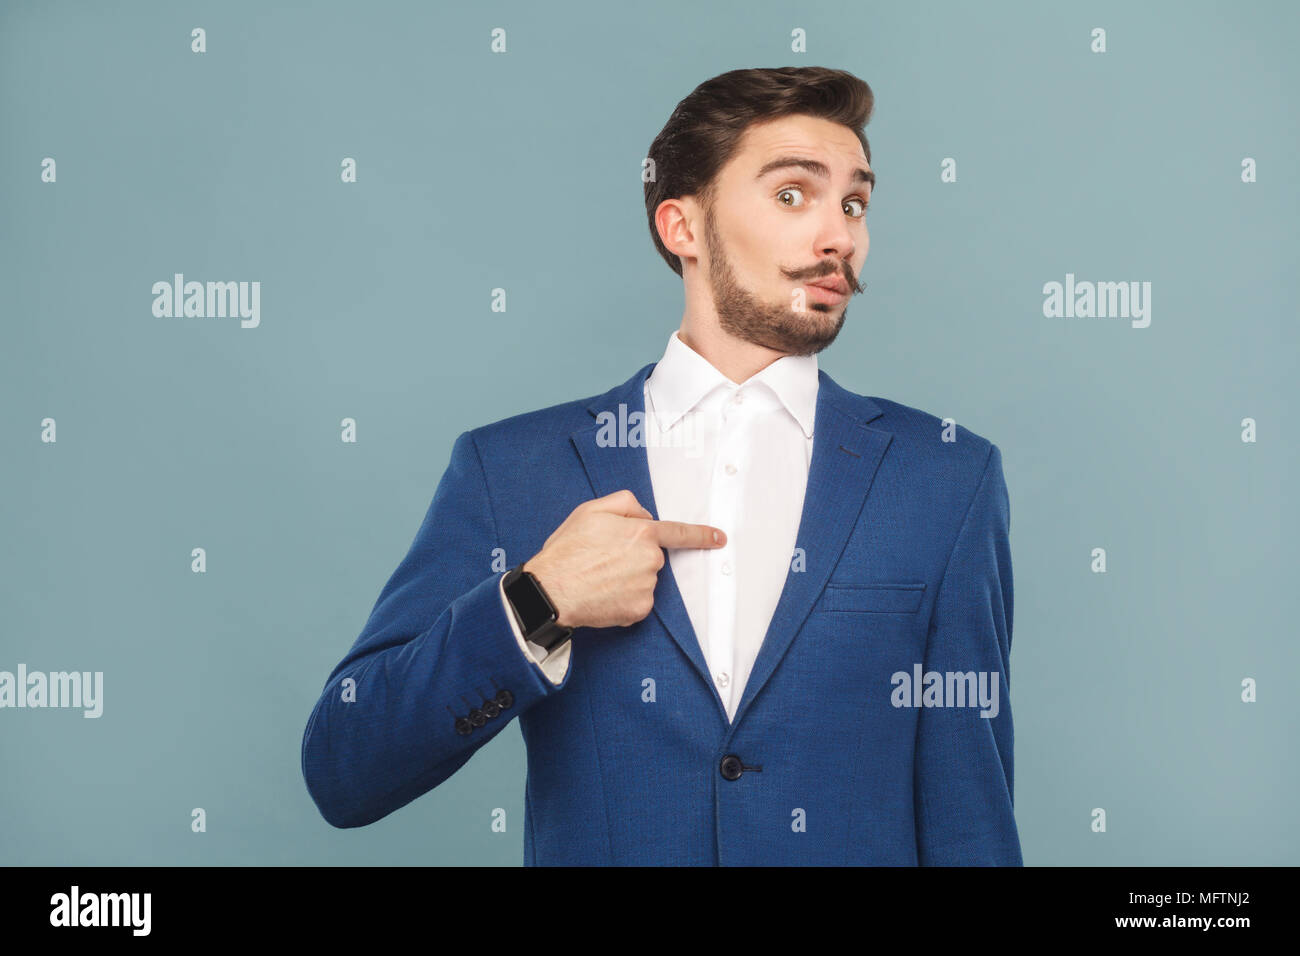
645 330 819 438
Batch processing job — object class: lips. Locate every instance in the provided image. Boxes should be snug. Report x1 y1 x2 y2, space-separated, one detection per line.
806 275 849 295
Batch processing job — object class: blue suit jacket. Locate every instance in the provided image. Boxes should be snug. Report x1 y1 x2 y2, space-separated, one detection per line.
301 362 1022 865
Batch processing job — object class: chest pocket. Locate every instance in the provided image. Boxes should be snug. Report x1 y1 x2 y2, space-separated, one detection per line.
816 582 926 614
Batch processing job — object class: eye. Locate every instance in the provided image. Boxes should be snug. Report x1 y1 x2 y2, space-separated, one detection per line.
844 197 869 218
776 186 805 207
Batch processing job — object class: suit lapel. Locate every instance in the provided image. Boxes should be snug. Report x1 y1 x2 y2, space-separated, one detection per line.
571 362 893 729
728 372 891 729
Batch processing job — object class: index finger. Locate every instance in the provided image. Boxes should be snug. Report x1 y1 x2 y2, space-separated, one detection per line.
651 520 727 549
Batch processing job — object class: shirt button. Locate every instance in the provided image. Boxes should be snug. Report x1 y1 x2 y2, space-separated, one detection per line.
715 672 730 688
724 463 737 475
721 562 732 575
734 392 744 405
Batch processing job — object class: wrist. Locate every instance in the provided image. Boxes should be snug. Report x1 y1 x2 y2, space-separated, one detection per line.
517 556 574 631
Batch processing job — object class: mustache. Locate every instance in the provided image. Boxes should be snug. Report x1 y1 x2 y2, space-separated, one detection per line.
784 261 865 294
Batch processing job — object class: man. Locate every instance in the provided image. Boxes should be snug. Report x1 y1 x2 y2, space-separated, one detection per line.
301 66 1022 866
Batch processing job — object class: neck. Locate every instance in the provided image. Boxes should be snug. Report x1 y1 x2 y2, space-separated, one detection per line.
676 318 787 385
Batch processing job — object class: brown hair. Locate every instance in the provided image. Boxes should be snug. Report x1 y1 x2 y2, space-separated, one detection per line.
644 66 875 277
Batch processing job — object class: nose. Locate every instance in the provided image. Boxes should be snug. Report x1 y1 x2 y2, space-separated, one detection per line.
819 216 856 262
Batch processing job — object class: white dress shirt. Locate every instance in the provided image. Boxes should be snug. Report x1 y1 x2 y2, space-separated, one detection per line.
501 330 818 723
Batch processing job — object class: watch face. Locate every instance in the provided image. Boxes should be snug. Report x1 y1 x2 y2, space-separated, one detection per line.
505 572 555 632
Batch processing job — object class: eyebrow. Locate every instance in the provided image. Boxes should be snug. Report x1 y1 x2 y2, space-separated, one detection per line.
755 156 874 191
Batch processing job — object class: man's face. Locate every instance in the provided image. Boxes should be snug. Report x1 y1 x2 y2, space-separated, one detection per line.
698 114 871 356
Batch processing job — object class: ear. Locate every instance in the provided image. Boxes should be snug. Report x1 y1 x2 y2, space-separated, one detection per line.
656 197 702 269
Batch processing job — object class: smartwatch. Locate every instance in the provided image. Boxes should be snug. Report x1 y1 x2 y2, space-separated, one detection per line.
502 564 574 653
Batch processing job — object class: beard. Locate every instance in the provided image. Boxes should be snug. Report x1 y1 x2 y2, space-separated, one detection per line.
703 204 853 357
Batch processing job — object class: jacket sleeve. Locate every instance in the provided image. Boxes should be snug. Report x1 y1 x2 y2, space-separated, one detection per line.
301 430 574 828
914 442 1023 865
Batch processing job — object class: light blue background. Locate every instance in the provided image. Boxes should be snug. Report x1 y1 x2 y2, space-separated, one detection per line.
2 0 1296 865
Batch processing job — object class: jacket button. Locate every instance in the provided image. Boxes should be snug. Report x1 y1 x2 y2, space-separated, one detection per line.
454 716 473 736
468 708 486 728
495 689 514 709
719 754 744 781
482 700 501 719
